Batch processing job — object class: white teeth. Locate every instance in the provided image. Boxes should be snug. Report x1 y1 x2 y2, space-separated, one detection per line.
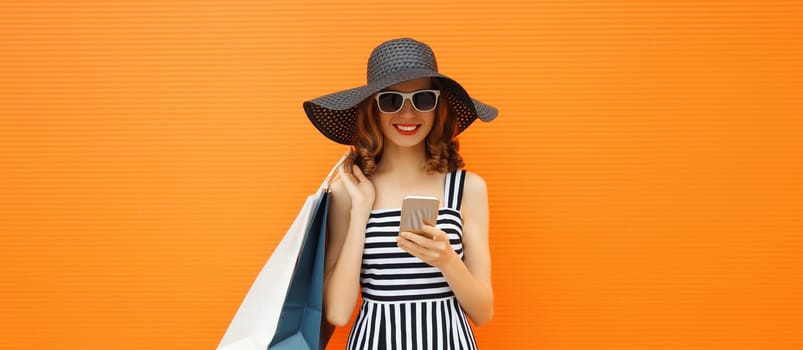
395 125 417 131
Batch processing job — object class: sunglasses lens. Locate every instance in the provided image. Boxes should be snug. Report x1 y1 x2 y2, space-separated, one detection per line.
412 91 438 111
377 93 403 113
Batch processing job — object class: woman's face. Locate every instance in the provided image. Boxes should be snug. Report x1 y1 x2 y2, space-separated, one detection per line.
376 78 436 148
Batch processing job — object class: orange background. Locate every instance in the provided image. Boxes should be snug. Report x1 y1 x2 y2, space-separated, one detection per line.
1 0 802 349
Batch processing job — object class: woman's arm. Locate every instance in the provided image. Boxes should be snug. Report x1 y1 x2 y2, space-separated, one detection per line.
442 171 494 324
397 171 494 325
323 165 375 326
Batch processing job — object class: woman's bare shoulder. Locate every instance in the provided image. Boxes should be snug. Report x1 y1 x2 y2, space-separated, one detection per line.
463 170 488 196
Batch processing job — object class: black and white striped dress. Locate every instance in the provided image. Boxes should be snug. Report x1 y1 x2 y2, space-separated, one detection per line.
346 170 478 350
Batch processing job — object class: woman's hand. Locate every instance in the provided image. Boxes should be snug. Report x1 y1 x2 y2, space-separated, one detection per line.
397 222 459 269
339 163 375 217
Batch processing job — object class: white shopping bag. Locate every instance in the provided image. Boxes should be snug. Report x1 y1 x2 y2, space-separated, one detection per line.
218 153 347 350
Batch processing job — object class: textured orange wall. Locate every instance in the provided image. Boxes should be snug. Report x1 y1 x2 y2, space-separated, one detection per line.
1 1 802 349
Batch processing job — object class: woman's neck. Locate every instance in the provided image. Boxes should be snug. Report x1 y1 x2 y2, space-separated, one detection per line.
375 141 428 179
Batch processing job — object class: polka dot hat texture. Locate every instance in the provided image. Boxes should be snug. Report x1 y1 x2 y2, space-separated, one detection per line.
303 38 499 145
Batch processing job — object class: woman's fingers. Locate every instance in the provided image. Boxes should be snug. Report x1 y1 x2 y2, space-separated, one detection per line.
339 163 358 189
340 163 369 187
399 231 445 250
419 223 445 240
338 162 375 214
397 232 427 255
397 231 453 267
352 164 369 183
338 162 350 180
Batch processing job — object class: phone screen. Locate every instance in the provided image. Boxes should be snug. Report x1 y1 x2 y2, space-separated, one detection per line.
400 195 439 232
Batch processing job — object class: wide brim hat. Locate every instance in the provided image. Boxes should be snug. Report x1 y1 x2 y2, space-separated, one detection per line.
303 38 498 145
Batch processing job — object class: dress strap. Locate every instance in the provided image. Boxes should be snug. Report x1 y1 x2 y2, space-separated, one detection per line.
443 170 467 210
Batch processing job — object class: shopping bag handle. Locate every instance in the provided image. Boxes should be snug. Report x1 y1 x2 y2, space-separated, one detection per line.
320 150 350 193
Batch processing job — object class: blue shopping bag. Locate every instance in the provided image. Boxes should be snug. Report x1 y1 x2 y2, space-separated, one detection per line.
268 189 334 350
218 154 346 350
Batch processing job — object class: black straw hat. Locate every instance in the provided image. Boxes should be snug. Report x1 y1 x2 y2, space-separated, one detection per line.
303 38 498 145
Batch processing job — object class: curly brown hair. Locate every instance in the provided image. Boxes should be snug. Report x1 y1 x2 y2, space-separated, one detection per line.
347 79 465 176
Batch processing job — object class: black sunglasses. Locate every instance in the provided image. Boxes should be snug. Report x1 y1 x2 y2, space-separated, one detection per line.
374 89 441 114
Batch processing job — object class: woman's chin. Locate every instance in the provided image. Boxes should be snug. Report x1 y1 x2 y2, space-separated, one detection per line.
385 135 427 148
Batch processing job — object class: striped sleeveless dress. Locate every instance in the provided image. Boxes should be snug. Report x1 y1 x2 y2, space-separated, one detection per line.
346 170 479 350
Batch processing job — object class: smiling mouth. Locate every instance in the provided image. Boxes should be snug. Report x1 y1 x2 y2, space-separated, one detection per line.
393 124 421 135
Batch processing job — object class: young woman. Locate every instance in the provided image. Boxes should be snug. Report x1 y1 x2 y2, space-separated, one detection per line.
303 37 498 349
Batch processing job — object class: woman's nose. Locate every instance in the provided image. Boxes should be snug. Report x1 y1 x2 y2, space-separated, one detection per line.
398 99 418 117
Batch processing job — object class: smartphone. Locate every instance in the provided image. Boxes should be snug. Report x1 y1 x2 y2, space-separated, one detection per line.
399 195 440 232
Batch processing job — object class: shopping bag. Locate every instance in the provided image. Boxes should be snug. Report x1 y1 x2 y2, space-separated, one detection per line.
218 154 346 350
268 190 333 349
